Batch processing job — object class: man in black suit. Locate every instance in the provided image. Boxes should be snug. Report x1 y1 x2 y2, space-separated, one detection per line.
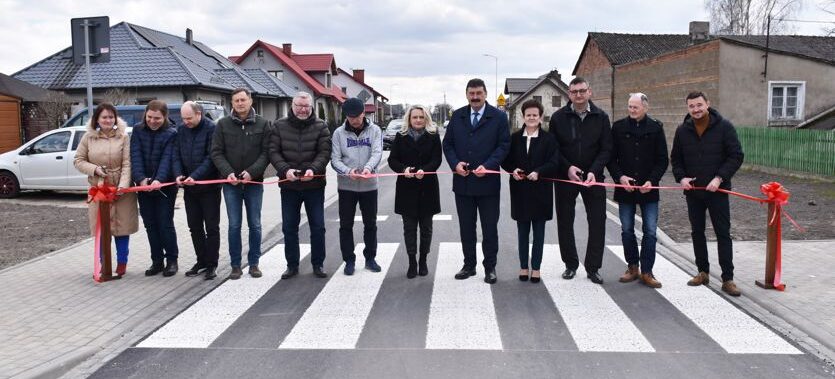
442 78 510 284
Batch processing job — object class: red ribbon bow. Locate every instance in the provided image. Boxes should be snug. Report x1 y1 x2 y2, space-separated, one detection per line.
87 184 118 203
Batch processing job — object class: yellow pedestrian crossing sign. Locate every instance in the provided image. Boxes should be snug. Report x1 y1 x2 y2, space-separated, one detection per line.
497 93 506 107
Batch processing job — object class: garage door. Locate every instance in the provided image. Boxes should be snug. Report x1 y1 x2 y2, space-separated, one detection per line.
0 100 21 154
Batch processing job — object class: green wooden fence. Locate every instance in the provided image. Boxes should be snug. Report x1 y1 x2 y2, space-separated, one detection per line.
736 127 835 177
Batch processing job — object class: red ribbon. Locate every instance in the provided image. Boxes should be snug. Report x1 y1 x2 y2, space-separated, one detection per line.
87 183 118 282
761 182 790 291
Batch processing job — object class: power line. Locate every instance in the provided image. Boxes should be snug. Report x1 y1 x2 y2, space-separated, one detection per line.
777 18 835 24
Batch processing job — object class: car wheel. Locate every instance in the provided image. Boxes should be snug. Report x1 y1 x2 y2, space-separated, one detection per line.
0 171 20 198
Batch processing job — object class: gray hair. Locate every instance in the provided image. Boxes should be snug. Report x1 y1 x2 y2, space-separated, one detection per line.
182 101 203 114
294 91 313 102
629 92 649 107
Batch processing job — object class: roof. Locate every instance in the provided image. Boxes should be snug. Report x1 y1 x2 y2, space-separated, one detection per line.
331 85 347 103
720 35 835 66
508 75 569 108
504 78 539 94
234 41 338 100
574 33 696 74
336 68 387 101
292 54 336 73
0 73 53 102
13 22 290 97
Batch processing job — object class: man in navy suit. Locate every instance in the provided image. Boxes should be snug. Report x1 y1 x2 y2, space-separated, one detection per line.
442 78 510 284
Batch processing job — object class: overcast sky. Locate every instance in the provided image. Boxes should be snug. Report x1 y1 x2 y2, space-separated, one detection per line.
1 0 832 109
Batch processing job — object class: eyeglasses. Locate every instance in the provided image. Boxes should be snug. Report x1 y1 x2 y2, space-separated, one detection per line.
568 88 589 95
293 103 312 109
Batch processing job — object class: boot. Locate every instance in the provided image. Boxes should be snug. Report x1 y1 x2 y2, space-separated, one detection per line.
418 252 429 276
687 271 710 286
407 254 417 279
116 263 127 276
619 265 640 283
640 273 662 288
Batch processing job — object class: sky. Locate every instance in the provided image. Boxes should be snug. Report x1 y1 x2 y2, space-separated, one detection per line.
1 0 832 109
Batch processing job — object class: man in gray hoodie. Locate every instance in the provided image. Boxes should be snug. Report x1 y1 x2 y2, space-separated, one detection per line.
331 98 383 275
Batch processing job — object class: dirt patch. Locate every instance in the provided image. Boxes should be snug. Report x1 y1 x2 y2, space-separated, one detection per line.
654 167 835 242
0 202 89 270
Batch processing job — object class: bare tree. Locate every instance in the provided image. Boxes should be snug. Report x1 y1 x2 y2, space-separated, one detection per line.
822 0 835 35
102 88 132 105
705 0 802 35
37 91 73 130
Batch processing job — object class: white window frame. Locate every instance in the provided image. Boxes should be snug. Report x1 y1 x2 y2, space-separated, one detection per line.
767 81 805 121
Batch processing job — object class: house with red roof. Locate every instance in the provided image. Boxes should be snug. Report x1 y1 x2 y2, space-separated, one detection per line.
233 41 349 127
334 68 387 123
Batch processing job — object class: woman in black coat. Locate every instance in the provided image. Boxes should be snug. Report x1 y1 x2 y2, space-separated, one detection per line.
387 105 442 278
501 99 559 283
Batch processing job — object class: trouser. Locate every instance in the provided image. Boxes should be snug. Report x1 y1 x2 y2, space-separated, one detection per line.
184 187 221 268
555 183 606 272
223 183 263 267
454 193 500 270
137 187 179 264
281 187 326 269
517 219 546 270
686 192 734 281
618 201 659 274
338 190 377 263
402 213 433 255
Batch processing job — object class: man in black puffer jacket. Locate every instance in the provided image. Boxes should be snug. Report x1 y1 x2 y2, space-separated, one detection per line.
547 77 612 285
269 92 332 279
671 91 744 296
173 101 220 280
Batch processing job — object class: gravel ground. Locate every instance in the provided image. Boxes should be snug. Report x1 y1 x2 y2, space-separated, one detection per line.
0 201 89 270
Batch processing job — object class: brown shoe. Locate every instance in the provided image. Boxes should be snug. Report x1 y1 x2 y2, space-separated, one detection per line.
249 265 262 278
640 273 662 288
619 265 640 283
722 280 741 296
687 271 709 286
229 266 243 280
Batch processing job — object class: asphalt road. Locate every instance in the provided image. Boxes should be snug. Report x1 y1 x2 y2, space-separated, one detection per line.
90 160 833 379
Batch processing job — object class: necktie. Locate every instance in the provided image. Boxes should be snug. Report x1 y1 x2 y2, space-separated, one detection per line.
471 112 480 127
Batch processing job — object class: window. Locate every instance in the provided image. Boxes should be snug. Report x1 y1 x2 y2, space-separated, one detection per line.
341 87 348 95
256 49 264 58
769 81 805 120
552 95 561 107
31 131 70 154
533 95 542 104
71 131 84 151
325 73 332 88
268 70 283 80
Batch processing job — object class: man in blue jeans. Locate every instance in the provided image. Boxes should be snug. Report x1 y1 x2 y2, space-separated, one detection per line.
269 92 331 279
211 88 271 280
331 98 383 276
607 93 668 288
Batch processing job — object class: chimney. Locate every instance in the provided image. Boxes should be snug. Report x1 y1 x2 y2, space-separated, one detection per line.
689 21 710 44
353 69 365 83
185 28 193 45
282 43 292 55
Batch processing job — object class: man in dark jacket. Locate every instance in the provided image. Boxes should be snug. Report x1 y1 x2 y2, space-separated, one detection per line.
547 77 612 285
607 93 668 288
131 100 179 277
173 101 220 280
269 92 331 279
671 91 744 296
442 78 510 284
211 88 271 280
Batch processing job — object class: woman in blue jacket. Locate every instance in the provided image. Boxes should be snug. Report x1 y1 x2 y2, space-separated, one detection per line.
131 100 179 277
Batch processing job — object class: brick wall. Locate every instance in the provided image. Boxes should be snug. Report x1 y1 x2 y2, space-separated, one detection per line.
575 39 614 116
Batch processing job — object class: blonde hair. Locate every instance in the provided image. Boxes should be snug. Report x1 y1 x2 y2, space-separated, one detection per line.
400 105 437 135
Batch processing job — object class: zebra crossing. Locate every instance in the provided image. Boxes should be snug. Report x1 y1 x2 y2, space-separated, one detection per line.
138 242 801 355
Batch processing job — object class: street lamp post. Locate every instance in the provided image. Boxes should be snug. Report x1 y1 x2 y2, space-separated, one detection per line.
389 83 398 121
483 53 498 99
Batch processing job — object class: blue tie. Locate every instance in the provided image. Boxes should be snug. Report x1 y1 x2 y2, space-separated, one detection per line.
471 112 480 128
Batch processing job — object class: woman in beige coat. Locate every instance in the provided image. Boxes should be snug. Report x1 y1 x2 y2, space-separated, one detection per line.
74 103 139 276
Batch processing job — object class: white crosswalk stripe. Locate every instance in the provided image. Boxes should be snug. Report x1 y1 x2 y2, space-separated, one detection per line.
541 245 655 352
279 243 399 349
138 244 310 348
426 243 503 350
607 245 801 354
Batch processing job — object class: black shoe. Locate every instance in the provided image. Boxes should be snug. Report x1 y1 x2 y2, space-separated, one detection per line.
229 266 243 280
562 269 576 280
365 259 382 272
407 254 417 279
587 271 604 284
519 269 529 282
145 262 164 276
185 263 206 277
484 268 497 284
281 267 299 279
454 266 476 280
418 253 429 276
204 266 217 280
163 260 178 277
313 266 328 278
344 261 355 276
249 265 262 278
530 270 541 283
